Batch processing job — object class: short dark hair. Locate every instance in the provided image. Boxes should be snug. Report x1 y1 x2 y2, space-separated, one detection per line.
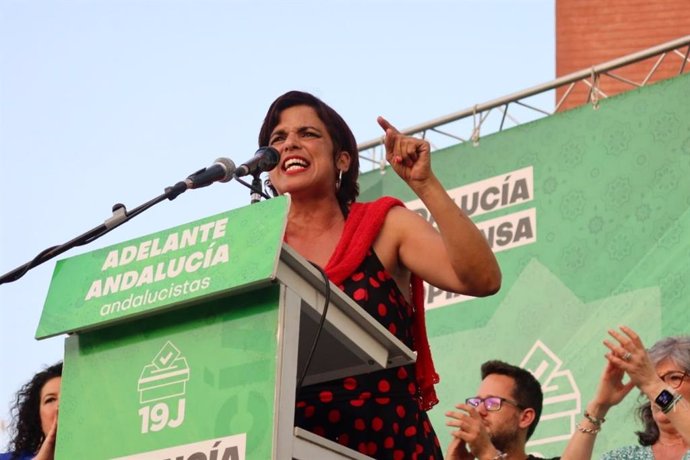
481 360 543 440
258 90 360 208
7 361 63 456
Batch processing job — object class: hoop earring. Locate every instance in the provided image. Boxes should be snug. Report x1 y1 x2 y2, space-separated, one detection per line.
336 169 343 191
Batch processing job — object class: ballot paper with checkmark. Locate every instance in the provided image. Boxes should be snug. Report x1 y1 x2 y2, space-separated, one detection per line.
521 340 580 447
138 341 191 404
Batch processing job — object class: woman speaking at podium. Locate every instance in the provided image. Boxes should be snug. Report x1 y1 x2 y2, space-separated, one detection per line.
258 91 501 459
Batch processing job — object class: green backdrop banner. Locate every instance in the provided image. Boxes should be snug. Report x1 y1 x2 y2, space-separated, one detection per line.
358 73 690 457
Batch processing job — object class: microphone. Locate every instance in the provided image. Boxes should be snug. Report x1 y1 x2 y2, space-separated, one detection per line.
234 147 280 178
185 157 236 189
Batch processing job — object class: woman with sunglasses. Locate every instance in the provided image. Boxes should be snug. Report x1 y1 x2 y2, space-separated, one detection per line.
562 326 690 460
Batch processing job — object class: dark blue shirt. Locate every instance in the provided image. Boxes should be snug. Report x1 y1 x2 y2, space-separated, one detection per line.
0 452 34 460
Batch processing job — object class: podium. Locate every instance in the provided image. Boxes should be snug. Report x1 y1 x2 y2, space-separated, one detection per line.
36 197 415 459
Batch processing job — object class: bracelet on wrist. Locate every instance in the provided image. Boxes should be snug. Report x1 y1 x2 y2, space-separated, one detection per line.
576 422 600 435
583 410 606 426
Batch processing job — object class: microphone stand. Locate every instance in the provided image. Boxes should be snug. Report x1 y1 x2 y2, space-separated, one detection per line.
0 181 190 285
233 174 271 204
250 173 264 204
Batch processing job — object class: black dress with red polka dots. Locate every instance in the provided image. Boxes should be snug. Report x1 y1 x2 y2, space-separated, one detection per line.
295 250 443 459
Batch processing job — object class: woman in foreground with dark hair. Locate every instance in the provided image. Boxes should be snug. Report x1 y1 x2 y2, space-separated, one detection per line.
562 327 690 460
258 91 501 458
1 362 62 460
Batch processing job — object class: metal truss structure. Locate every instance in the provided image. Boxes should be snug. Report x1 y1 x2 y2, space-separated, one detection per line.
357 35 690 172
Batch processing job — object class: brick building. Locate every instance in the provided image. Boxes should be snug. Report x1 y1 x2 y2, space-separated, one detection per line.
556 0 690 110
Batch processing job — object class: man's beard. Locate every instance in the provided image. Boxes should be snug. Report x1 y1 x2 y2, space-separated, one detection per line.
489 418 521 452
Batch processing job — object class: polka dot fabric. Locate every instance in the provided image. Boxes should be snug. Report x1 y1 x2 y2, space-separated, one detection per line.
295 250 443 459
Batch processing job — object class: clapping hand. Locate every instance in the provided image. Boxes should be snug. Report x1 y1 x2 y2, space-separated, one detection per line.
604 325 659 394
446 403 498 460
34 414 57 460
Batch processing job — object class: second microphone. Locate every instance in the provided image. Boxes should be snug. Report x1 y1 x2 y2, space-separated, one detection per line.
234 146 280 178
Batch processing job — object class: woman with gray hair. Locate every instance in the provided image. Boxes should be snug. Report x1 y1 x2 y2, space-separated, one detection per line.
562 326 690 459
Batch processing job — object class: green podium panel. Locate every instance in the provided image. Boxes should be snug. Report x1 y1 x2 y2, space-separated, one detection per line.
36 197 289 339
38 197 415 459
59 288 281 459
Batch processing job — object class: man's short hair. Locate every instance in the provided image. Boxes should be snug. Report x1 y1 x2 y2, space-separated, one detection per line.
481 360 543 440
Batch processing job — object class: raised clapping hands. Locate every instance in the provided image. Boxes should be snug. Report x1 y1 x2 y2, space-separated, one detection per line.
586 326 657 413
446 403 499 460
588 359 636 414
562 326 690 459
604 325 660 395
377 116 433 186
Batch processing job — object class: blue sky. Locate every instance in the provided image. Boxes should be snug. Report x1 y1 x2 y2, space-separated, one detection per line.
0 0 554 447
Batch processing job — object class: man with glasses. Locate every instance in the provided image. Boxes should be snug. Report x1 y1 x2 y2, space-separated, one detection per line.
445 360 559 460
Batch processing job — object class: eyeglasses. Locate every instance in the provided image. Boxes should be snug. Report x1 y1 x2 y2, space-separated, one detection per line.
659 371 688 389
465 396 522 412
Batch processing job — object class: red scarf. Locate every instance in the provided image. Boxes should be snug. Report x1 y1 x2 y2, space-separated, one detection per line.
324 196 439 410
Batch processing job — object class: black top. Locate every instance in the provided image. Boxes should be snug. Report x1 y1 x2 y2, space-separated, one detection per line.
294 249 443 459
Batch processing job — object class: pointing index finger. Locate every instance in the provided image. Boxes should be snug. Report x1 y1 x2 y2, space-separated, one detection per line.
377 116 399 134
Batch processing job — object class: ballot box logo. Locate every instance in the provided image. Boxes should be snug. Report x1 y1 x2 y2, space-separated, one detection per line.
137 341 190 434
521 340 581 448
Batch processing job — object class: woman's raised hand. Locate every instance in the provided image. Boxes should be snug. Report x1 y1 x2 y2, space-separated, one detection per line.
377 116 433 186
605 325 659 394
